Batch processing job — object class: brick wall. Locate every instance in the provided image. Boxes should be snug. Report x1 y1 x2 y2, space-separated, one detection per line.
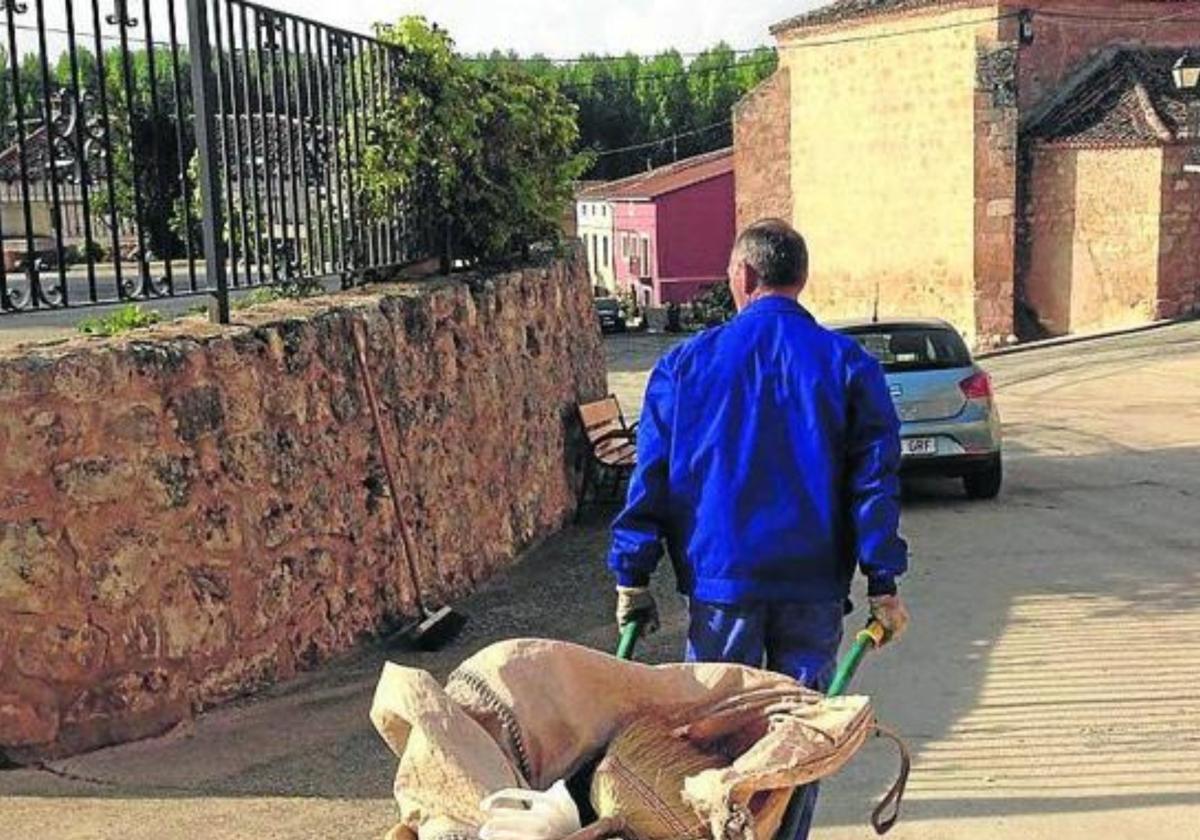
734 69 792 231
0 257 605 761
974 19 1021 346
1024 144 1164 334
1012 1 1200 111
1158 146 1200 320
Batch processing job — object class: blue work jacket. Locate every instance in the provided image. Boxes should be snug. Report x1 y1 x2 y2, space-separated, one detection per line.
609 296 908 604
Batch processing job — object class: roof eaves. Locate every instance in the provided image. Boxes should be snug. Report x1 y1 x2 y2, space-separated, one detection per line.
1021 47 1124 135
1131 78 1176 143
770 0 988 36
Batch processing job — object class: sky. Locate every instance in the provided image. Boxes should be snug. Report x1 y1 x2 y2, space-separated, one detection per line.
277 0 822 57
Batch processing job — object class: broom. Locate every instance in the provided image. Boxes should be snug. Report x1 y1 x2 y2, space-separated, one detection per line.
352 320 466 651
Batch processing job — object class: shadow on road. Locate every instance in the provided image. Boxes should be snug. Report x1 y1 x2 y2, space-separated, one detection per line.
6 442 1198 840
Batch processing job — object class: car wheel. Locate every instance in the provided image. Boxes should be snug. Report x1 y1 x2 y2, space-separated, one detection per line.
964 456 1003 500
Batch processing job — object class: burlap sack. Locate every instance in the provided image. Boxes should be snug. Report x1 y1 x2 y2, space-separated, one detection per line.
371 639 888 840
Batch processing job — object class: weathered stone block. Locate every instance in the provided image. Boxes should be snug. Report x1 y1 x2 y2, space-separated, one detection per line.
161 567 234 660
0 690 58 748
53 456 137 505
169 386 225 443
14 622 108 682
0 521 61 611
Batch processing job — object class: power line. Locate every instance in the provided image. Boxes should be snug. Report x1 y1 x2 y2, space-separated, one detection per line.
589 120 730 159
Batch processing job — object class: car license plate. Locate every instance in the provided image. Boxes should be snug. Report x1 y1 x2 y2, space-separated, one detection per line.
902 437 938 457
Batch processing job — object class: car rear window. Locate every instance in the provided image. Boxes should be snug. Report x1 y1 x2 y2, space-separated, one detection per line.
843 327 972 372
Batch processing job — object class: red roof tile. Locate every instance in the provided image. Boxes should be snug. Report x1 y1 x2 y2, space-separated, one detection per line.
580 148 732 202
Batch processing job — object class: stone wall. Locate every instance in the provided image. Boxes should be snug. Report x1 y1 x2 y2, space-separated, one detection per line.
0 257 606 761
974 22 1020 347
733 69 792 231
777 7 1005 345
1158 146 1200 321
1022 145 1077 335
1012 0 1200 112
1024 144 1164 335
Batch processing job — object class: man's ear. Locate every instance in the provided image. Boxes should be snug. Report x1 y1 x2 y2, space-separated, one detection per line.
741 262 760 299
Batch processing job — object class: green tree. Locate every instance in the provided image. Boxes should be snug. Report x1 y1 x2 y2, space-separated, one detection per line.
364 17 588 266
473 44 778 180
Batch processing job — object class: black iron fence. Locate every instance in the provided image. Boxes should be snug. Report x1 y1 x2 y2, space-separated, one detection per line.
0 0 432 322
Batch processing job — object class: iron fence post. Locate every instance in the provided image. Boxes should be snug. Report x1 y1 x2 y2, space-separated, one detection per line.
187 0 231 324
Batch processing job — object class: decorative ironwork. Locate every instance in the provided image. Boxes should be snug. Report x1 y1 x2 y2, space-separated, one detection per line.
105 0 138 29
1 0 432 319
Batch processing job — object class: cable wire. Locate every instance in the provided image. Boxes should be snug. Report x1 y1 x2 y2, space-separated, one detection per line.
589 120 730 158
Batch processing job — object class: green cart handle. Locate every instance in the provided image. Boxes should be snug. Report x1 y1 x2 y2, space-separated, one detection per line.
616 619 886 686
828 620 887 697
616 621 641 661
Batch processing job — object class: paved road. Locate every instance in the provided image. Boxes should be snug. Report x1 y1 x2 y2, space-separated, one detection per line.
3 322 1199 840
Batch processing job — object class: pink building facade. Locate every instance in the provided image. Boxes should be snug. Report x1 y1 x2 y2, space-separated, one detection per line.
588 149 735 309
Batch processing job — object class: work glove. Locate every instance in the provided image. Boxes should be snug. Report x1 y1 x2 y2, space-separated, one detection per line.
480 780 582 840
615 586 660 635
868 594 910 646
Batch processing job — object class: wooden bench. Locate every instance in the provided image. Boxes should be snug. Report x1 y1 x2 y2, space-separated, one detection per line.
576 395 638 521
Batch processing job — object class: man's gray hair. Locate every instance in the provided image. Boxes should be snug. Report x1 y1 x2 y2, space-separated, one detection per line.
734 219 809 289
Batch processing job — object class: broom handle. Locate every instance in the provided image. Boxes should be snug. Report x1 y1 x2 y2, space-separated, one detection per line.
352 320 428 614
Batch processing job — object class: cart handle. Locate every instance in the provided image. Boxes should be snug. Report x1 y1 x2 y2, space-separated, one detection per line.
616 620 641 661
828 620 887 698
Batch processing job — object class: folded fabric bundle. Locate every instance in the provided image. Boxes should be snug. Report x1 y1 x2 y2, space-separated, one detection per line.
591 715 728 840
371 639 901 840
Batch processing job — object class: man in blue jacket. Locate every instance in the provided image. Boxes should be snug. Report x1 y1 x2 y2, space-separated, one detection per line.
609 219 910 839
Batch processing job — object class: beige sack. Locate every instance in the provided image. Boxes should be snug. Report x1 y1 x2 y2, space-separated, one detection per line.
371 639 892 840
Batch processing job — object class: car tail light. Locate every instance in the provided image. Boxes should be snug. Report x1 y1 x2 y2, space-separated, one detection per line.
960 371 993 400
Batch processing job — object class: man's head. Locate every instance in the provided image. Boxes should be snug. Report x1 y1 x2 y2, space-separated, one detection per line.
727 219 809 311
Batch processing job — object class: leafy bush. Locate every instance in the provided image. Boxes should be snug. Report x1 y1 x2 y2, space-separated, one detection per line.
363 18 590 267
691 282 735 327
77 304 161 337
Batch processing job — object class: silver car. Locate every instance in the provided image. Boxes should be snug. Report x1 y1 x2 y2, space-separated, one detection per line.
835 318 1003 499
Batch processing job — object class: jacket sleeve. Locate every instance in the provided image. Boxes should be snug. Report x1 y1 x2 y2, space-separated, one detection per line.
608 358 675 588
846 355 909 595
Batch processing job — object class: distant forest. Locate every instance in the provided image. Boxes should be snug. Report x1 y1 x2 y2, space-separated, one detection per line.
468 45 779 181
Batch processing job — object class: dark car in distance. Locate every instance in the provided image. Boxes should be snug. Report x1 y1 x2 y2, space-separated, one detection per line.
595 297 627 333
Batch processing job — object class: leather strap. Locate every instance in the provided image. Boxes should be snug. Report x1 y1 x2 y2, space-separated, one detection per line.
870 725 911 835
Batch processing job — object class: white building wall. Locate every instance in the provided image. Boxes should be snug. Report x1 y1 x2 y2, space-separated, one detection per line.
575 200 616 293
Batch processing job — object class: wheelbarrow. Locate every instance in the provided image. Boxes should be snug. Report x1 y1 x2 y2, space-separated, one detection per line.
556 619 902 840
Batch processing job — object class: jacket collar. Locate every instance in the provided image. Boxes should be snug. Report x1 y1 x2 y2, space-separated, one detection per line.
741 296 813 319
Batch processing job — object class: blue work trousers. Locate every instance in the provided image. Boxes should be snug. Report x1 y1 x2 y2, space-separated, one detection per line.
685 600 845 840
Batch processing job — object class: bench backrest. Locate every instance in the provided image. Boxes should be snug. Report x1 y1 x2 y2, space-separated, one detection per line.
579 396 626 446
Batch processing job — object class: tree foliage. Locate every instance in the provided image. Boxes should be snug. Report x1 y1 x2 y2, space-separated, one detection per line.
469 45 778 181
364 18 589 266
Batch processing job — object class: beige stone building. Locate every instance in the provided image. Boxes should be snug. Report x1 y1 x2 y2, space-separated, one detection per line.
735 0 1200 347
